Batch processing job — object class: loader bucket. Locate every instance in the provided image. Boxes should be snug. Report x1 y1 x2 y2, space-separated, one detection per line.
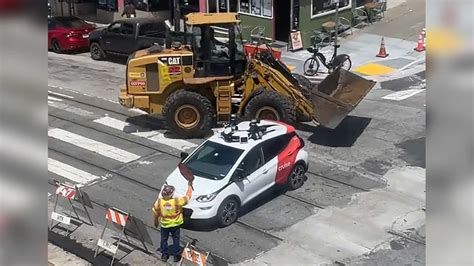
310 68 376 129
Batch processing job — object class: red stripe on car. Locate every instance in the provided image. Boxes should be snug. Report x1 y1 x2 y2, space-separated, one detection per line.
267 120 295 133
275 135 301 184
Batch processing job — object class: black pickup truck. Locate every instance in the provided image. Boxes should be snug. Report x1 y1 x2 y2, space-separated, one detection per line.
88 17 167 60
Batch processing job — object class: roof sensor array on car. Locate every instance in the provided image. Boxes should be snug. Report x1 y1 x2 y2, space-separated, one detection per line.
220 119 276 143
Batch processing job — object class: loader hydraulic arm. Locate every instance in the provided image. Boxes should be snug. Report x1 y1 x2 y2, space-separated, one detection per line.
240 59 316 121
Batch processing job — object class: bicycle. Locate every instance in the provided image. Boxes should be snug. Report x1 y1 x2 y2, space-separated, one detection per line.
303 40 352 76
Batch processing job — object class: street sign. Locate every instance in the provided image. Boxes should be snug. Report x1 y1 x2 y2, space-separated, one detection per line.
51 211 71 225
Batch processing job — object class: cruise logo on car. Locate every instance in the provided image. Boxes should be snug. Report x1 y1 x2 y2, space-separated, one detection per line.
130 80 146 86
278 161 291 172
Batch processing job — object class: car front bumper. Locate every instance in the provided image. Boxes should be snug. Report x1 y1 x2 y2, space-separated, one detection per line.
184 201 220 220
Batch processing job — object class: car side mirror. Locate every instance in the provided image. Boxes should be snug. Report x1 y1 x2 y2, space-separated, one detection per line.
180 152 189 162
232 168 247 182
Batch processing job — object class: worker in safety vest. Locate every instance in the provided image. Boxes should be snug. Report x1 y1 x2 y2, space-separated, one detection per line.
152 181 193 262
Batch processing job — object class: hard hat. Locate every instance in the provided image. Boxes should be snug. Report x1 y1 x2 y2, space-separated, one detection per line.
161 185 175 198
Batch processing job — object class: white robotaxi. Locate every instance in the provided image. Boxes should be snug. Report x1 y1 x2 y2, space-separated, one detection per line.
163 119 309 227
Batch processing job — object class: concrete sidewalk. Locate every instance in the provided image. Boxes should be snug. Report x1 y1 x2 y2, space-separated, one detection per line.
281 0 425 82
280 29 425 82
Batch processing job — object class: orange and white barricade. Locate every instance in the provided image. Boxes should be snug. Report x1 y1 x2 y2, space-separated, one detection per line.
94 206 151 265
49 180 92 232
95 207 129 265
180 242 210 266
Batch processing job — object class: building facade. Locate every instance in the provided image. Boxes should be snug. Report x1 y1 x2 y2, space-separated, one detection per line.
50 0 375 48
188 0 373 48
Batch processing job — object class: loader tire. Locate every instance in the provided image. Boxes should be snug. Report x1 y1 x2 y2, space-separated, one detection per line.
292 73 312 100
292 74 313 122
244 90 296 124
162 90 214 138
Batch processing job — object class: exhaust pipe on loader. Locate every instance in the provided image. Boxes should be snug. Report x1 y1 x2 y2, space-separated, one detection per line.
310 68 376 129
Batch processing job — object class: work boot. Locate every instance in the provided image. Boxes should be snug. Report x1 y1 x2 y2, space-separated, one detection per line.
174 255 182 262
161 254 169 262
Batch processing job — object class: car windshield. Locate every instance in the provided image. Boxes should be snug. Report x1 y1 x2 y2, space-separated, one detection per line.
56 17 90 28
185 141 244 180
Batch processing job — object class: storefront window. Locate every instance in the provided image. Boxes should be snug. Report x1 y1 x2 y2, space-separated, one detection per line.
311 0 351 18
113 0 168 12
97 0 117 11
239 0 272 18
356 0 372 7
207 0 237 13
180 0 199 14
208 0 217 12
229 1 237 12
218 0 227 12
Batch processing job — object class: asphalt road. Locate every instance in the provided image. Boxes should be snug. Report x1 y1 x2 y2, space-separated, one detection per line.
48 49 425 264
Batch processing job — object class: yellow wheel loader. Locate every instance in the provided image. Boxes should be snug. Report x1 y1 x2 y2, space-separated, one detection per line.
118 12 376 138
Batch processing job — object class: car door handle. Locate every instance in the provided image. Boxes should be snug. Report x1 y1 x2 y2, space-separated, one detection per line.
262 169 268 174
105 41 111 44
288 150 294 156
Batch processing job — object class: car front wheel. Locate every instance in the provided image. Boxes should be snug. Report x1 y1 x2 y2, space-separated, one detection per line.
287 164 306 190
216 197 239 227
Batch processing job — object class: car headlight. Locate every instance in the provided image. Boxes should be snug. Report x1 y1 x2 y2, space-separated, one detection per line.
196 192 218 202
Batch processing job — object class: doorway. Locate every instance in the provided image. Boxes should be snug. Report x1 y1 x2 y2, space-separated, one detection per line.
274 0 291 42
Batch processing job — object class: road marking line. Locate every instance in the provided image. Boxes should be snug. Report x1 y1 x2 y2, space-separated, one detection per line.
48 101 94 117
48 128 141 163
93 116 198 151
48 96 63 102
48 90 74 99
382 88 426 101
48 158 102 186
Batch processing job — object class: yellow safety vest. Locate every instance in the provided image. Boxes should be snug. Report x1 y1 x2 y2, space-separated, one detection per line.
157 197 187 228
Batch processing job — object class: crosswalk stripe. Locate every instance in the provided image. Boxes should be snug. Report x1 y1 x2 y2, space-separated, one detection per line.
382 88 425 101
48 158 102 185
93 116 198 151
48 90 74 99
48 96 63 102
48 128 141 163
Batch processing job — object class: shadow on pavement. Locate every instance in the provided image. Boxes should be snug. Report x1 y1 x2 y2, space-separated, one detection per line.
298 116 371 147
126 115 166 130
183 186 286 232
48 230 128 266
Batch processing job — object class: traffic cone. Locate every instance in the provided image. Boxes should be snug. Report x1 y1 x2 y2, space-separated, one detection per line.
376 37 389 58
414 31 425 52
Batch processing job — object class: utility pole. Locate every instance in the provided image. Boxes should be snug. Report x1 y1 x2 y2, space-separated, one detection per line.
174 0 181 32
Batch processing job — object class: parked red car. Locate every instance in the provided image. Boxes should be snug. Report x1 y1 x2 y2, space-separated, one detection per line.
48 16 96 53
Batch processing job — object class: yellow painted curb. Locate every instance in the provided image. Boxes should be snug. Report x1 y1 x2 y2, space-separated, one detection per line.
353 63 396 76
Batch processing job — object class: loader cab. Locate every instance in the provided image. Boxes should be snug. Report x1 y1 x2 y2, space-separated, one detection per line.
185 13 246 78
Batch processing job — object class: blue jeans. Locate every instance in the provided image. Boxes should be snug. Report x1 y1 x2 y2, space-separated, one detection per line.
160 226 181 257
